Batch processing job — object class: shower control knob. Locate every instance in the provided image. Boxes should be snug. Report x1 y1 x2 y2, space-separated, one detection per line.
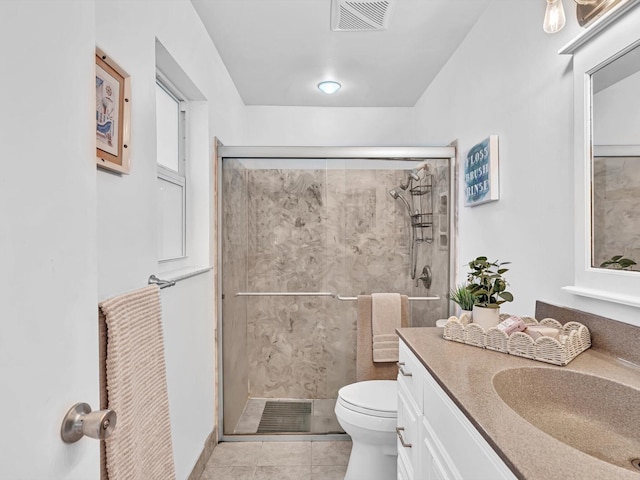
61 402 117 443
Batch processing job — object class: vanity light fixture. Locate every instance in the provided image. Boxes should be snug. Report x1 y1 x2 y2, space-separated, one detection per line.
317 81 341 94
544 0 620 33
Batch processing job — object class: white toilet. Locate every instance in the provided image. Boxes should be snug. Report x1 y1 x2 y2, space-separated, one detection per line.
335 379 397 480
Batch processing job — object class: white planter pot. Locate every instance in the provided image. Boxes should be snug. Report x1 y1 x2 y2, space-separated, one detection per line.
472 305 500 330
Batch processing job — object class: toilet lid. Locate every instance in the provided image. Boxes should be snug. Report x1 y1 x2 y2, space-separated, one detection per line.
338 380 397 418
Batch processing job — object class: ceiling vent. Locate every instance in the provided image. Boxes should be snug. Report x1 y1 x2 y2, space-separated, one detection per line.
331 0 396 31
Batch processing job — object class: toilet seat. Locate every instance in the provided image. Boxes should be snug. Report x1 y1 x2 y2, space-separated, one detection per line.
337 380 397 418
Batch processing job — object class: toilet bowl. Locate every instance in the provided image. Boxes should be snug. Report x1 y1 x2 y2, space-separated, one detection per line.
335 380 397 480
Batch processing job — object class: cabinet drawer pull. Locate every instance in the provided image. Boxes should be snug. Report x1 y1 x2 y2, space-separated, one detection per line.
396 427 412 448
397 361 412 377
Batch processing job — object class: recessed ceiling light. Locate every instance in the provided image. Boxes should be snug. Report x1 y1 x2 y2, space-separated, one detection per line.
317 81 341 94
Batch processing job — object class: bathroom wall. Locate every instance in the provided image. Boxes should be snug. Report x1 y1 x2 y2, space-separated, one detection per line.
412 0 582 318
222 162 449 407
94 0 245 477
242 106 417 145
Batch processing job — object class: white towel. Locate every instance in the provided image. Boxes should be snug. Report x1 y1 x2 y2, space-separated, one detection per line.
371 293 402 363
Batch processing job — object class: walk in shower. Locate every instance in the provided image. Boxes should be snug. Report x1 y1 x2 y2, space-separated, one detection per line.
218 147 456 438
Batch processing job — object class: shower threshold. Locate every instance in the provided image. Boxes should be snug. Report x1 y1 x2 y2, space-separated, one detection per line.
233 398 344 435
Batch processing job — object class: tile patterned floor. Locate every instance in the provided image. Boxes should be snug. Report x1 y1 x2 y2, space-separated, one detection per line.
199 441 352 480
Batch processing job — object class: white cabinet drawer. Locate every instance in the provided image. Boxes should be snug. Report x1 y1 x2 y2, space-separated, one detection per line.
421 416 455 480
398 451 413 480
398 341 423 411
422 371 516 480
397 379 420 478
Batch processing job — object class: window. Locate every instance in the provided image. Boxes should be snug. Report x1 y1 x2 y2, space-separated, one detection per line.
156 75 186 261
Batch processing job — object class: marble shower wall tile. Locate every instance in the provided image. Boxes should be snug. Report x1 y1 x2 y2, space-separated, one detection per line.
225 163 451 401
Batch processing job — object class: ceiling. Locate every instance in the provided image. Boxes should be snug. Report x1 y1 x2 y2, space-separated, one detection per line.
190 0 491 107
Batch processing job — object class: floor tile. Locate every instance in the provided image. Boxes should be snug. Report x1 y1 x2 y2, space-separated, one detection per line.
206 441 263 466
311 465 348 480
258 441 311 466
311 440 352 466
254 465 312 480
310 415 344 434
199 466 255 480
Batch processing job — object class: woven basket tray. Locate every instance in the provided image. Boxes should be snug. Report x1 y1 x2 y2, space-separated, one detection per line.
442 314 591 366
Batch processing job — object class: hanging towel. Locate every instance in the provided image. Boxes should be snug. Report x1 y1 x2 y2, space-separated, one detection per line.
371 293 402 362
356 294 409 380
98 285 176 480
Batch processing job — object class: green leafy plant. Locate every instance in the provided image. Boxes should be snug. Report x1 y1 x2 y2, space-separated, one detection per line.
466 256 514 309
600 255 637 270
449 284 476 311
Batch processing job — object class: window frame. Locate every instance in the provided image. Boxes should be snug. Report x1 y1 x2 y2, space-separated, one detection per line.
156 72 187 263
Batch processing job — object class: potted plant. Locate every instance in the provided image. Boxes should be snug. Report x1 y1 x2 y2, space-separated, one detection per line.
449 283 476 321
466 256 514 329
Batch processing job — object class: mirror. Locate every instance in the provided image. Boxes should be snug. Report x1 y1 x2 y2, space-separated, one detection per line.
591 41 640 272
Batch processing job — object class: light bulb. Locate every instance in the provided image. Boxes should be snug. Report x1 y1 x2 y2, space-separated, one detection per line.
543 0 566 34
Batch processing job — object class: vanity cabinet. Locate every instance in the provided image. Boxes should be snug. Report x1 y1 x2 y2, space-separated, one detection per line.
398 340 516 480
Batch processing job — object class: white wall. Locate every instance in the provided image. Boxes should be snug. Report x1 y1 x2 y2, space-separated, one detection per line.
243 106 417 145
0 1 99 479
413 0 582 317
95 0 245 478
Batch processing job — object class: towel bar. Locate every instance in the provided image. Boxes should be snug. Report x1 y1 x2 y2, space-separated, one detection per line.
235 292 440 301
235 292 333 297
336 295 440 301
148 274 176 289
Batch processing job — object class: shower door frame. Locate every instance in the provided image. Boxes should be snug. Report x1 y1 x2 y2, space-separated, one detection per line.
216 145 458 442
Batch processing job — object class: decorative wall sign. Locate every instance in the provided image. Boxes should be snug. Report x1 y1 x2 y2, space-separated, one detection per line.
96 47 131 174
464 135 499 207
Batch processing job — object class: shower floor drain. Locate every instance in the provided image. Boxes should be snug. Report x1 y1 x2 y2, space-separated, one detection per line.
257 401 312 433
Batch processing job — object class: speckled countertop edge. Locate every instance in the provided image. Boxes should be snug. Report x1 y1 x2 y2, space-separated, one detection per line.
397 327 640 480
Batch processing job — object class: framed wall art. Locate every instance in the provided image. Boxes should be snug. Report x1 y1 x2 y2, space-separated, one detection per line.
96 47 131 174
464 135 499 207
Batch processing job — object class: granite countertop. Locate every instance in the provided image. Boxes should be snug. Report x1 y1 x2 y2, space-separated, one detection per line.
397 327 640 480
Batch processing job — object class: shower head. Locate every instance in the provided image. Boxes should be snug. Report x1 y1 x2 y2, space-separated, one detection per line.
389 188 412 214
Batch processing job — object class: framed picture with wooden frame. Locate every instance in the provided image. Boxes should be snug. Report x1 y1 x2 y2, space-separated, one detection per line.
95 47 131 174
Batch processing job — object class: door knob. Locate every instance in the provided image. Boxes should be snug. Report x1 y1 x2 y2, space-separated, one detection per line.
61 402 117 443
